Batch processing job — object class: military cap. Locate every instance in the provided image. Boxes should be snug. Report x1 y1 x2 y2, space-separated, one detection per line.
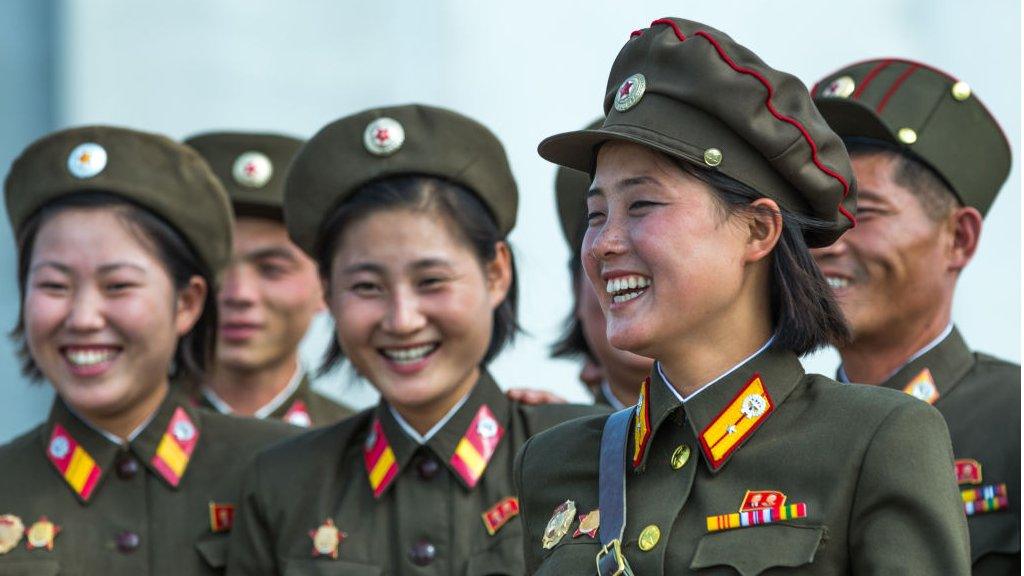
538 18 857 247
4 125 233 274
555 119 603 247
285 104 518 256
184 131 303 220
813 58 1011 216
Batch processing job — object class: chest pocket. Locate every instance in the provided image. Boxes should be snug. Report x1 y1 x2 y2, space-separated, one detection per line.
968 511 1020 564
533 540 601 576
0 559 61 576
195 532 229 570
282 558 383 576
690 524 824 576
465 531 527 576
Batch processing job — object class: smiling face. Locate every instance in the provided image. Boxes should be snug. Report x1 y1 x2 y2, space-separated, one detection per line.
327 208 510 423
215 216 323 373
583 142 760 362
24 208 204 422
811 153 956 343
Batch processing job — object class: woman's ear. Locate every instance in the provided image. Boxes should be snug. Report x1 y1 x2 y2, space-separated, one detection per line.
486 241 513 309
744 197 783 264
174 276 208 336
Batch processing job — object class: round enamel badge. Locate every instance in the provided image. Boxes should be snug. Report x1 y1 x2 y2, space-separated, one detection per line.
173 420 195 442
363 117 405 156
0 515 25 555
821 75 856 99
741 394 768 419
48 436 69 459
67 143 107 179
614 73 646 112
232 151 273 188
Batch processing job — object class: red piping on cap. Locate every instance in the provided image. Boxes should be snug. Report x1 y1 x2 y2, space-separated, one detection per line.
875 64 920 114
852 59 893 100
630 29 644 38
650 18 688 41
681 28 856 227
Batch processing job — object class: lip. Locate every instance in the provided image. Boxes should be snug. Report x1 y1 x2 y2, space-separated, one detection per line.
219 322 263 342
378 343 440 376
60 345 120 378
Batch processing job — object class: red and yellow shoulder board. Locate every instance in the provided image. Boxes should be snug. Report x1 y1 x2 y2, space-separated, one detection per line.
632 377 652 468
700 373 774 470
903 368 939 404
151 407 199 487
451 404 505 488
363 418 398 499
955 459 983 485
46 424 102 502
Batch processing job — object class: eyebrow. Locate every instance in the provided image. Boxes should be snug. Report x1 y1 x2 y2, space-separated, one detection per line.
30 261 147 274
587 175 659 198
856 188 890 204
243 246 299 262
340 258 453 276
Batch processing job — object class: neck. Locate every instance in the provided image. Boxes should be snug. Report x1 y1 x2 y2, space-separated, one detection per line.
393 367 479 436
88 381 169 441
840 309 952 385
205 355 301 416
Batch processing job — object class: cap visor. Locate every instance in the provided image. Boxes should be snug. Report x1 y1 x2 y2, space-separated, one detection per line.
814 99 897 145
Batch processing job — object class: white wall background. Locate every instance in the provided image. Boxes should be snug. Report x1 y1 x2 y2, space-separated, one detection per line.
1 0 1019 440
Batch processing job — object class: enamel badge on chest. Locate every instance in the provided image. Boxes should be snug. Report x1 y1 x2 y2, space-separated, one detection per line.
0 515 24 555
67 143 107 179
232 151 273 188
614 73 646 112
363 117 405 156
25 516 60 551
542 500 576 549
309 518 346 559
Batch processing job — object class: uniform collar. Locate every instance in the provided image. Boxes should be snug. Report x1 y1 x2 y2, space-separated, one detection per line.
200 364 306 419
600 380 628 411
364 370 511 497
879 325 973 404
638 343 804 474
130 388 203 490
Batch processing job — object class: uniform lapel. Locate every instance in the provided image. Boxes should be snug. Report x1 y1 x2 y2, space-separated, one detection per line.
880 326 974 405
132 390 202 489
43 399 120 504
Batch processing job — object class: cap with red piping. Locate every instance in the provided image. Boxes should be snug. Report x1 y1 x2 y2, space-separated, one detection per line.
537 17 856 248
813 58 1010 217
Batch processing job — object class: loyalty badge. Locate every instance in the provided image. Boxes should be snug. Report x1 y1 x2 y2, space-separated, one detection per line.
0 515 24 555
542 500 576 549
25 516 60 551
739 490 787 513
482 496 519 536
573 509 600 539
309 518 346 559
209 502 235 533
955 459 982 485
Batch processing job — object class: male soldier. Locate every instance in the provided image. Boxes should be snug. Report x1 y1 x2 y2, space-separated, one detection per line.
184 132 352 427
811 59 1020 573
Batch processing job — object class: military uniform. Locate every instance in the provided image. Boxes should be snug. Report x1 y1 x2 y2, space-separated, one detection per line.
197 371 353 428
813 60 1019 574
0 126 301 574
519 18 971 574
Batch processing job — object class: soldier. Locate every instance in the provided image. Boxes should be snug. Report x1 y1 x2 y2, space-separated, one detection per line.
0 126 299 574
551 142 653 409
516 18 971 574
183 132 353 428
810 59 1020 573
226 104 603 575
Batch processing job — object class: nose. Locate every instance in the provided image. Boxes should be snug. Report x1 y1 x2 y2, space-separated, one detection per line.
65 286 105 333
810 236 848 261
383 287 427 336
586 216 628 262
219 264 258 308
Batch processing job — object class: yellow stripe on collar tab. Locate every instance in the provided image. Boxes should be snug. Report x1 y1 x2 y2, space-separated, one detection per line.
699 374 774 470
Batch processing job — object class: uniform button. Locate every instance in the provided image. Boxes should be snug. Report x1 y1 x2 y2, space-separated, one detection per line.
115 454 139 479
670 445 691 470
408 539 436 566
416 457 439 480
115 531 140 553
638 525 660 551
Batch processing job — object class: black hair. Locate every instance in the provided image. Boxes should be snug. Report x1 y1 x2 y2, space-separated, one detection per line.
676 161 850 355
315 175 519 374
844 139 959 221
10 192 217 383
550 223 594 361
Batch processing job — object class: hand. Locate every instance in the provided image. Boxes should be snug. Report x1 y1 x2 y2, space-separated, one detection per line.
506 388 568 405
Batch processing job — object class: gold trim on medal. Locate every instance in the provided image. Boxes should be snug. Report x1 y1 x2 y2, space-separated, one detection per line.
542 499 576 549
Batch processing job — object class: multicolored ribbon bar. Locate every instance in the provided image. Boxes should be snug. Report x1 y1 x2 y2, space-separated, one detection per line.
706 502 807 533
962 484 1008 516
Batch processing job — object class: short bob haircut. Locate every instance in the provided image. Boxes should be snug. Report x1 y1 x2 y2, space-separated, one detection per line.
10 192 218 383
315 175 519 373
676 160 850 356
551 225 592 362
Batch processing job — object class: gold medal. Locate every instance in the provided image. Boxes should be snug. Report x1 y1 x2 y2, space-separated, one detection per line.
573 509 600 539
25 516 60 551
309 518 345 559
0 515 24 555
542 500 576 549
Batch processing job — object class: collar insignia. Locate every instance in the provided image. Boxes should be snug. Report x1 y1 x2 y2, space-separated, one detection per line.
450 404 505 488
151 407 199 487
283 400 312 428
46 424 102 502
903 368 939 404
632 377 652 469
699 373 774 471
364 417 399 498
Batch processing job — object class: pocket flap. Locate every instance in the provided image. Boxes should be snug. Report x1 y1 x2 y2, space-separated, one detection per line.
466 532 527 575
690 524 824 576
0 559 61 576
194 532 229 569
283 558 383 576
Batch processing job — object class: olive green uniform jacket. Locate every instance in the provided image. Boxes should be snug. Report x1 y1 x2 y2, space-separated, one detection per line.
872 327 1020 574
0 390 299 576
196 373 354 428
516 345 971 575
226 372 604 575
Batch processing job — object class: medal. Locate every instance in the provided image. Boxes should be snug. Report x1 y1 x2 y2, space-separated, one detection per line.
542 500 576 549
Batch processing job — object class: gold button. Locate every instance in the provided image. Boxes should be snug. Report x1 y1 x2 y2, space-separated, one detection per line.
703 148 722 167
897 128 918 144
638 525 660 551
950 81 971 101
670 445 691 469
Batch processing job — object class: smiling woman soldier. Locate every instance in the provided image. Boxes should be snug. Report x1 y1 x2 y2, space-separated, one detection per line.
514 18 971 575
0 126 298 575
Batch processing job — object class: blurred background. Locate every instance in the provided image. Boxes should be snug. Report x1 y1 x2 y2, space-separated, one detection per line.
1 0 1019 442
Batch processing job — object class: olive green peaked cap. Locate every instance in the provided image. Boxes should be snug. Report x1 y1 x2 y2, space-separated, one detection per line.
4 125 233 275
555 119 603 247
184 131 303 220
285 104 518 256
813 58 1011 217
539 18 857 248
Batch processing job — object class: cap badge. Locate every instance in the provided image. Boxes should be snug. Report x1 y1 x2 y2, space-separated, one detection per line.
363 117 405 156
542 499 576 549
950 81 972 101
67 143 107 179
232 151 274 188
821 75 856 99
0 515 25 555
614 73 646 112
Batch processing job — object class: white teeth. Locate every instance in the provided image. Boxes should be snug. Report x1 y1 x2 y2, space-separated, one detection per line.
65 349 116 366
605 275 651 297
612 291 646 304
382 344 436 364
826 276 849 290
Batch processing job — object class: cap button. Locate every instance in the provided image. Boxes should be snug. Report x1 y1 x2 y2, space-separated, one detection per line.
951 81 972 101
703 148 723 167
897 128 918 145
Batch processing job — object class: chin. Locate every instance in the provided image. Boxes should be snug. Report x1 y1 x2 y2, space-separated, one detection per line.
607 327 654 358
